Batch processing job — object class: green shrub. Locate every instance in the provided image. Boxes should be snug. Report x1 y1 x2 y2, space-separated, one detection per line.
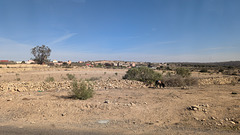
184 77 198 86
16 78 21 81
199 68 208 73
176 68 191 78
166 72 172 77
66 73 76 80
123 67 162 84
163 75 184 87
71 81 94 100
45 77 55 82
0 66 2 68
115 72 118 76
218 69 224 73
86 77 100 81
163 75 198 87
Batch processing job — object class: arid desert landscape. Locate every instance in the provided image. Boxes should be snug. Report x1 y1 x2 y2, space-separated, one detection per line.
0 64 239 135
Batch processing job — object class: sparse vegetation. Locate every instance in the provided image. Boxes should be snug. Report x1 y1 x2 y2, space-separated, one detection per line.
45 76 55 82
123 67 162 85
163 75 198 87
115 72 118 76
218 69 224 73
176 68 191 78
16 78 21 81
199 68 208 73
86 77 101 81
66 73 76 80
70 81 94 100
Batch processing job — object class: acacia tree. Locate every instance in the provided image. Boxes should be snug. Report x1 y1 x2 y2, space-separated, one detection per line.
31 45 51 64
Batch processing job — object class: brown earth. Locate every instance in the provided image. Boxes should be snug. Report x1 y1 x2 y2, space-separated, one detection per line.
0 66 239 134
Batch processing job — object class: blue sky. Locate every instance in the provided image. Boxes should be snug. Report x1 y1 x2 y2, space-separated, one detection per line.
0 0 240 62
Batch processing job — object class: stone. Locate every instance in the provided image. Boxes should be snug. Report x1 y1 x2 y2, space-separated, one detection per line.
194 117 199 121
201 119 206 121
98 120 109 124
104 100 110 104
130 102 136 106
7 98 12 101
193 108 198 111
211 116 216 120
230 121 236 124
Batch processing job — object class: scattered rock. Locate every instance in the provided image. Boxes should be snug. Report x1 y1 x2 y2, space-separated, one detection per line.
188 104 209 113
198 77 240 85
98 120 109 124
145 122 154 125
30 121 36 124
7 98 12 101
230 121 236 125
201 119 206 121
104 100 110 104
194 117 199 121
0 78 147 92
211 116 216 120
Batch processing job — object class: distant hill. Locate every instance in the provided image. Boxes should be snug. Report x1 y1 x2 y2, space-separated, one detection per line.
169 61 240 67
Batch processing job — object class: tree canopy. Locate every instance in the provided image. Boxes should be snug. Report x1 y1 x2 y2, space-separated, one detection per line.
31 45 51 64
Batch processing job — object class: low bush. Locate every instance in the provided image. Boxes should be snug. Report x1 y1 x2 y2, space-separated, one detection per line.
66 73 76 80
176 68 191 78
199 68 208 73
70 81 94 100
86 77 100 81
163 75 198 87
123 67 162 85
45 77 55 82
218 69 224 73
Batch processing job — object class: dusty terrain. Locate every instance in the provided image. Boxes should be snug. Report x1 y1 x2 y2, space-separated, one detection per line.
0 66 239 134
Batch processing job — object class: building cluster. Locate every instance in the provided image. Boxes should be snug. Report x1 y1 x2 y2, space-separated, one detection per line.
0 59 169 69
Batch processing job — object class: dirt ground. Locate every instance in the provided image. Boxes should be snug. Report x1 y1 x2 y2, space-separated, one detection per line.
0 67 239 134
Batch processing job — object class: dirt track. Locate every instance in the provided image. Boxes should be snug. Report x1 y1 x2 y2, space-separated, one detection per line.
0 67 239 134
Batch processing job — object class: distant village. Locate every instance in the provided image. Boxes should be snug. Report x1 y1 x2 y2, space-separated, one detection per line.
0 59 170 69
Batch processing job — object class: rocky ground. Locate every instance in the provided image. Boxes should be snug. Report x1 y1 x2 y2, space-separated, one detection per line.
0 67 239 134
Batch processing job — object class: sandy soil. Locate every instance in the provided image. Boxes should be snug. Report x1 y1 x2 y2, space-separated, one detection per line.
0 67 239 134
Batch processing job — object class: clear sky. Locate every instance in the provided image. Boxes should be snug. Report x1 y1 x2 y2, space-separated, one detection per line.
0 0 240 62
